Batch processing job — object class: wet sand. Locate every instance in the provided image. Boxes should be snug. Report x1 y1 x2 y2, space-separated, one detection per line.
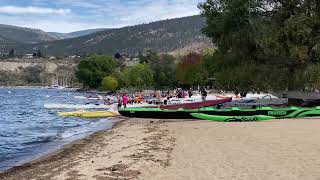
2 118 320 179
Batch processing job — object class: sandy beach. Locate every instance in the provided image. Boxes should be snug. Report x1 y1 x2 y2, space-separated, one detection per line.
2 118 320 180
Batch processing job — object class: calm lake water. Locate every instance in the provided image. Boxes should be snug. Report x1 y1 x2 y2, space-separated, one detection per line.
0 88 113 171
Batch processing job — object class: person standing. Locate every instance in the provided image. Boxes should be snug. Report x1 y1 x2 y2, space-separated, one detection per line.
188 88 193 98
201 88 207 101
117 95 122 108
122 94 128 108
235 88 240 98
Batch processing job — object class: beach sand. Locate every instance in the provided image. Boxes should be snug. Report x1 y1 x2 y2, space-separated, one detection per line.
2 118 320 179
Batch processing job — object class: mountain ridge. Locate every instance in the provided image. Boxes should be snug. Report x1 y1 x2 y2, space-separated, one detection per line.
48 28 108 39
0 24 57 44
0 25 108 45
16 15 211 56
1 15 212 56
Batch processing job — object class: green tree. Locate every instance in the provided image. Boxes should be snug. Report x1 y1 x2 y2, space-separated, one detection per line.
137 51 177 89
22 65 45 84
101 76 118 91
199 0 320 91
138 50 158 64
75 54 119 89
37 50 42 58
176 53 208 87
122 64 154 89
8 49 15 58
149 54 177 89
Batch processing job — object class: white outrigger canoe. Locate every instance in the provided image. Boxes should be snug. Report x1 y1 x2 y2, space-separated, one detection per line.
74 95 116 100
44 103 113 109
227 98 288 106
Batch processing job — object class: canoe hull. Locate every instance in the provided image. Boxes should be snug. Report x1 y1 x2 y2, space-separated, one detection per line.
191 113 275 122
118 108 197 119
160 98 232 110
118 106 320 119
58 111 116 118
45 103 111 109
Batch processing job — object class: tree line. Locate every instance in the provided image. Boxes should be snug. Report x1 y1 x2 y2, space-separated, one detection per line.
199 0 320 91
0 65 45 86
76 0 320 92
75 51 213 91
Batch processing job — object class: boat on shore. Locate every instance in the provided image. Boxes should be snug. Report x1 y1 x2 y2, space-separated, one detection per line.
74 95 104 100
118 106 320 120
118 107 198 119
44 103 113 109
74 95 116 101
191 113 275 122
47 85 66 90
271 91 320 99
227 98 288 107
160 98 232 110
193 106 320 119
58 111 117 118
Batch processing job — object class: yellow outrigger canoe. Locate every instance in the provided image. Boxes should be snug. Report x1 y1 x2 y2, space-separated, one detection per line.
58 111 117 118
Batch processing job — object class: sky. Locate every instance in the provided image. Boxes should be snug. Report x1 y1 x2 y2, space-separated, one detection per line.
0 0 203 33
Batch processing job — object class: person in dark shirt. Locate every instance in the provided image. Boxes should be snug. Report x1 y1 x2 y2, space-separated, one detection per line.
201 88 207 101
188 88 193 98
235 88 239 97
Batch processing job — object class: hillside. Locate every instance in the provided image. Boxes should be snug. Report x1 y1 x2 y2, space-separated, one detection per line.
15 15 212 56
0 58 78 86
0 24 57 44
0 34 19 45
0 25 107 46
48 28 108 39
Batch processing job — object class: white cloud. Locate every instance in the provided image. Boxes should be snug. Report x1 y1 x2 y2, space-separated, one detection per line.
0 0 203 32
103 0 201 26
25 21 107 33
0 14 104 33
0 6 71 15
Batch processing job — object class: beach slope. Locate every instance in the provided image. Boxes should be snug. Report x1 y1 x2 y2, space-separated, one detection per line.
2 118 320 180
0 119 175 180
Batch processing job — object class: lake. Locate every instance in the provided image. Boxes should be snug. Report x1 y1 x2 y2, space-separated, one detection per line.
0 88 113 171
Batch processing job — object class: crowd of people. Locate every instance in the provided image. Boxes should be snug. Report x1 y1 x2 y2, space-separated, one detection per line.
109 87 260 108
116 88 209 108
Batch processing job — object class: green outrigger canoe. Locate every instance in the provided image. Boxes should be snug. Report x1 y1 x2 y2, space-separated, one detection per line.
191 106 320 122
191 114 275 122
119 106 320 121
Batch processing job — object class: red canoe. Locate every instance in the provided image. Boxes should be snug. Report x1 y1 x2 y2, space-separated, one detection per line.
160 98 232 110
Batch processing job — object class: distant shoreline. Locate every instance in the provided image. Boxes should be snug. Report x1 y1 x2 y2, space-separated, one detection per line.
0 86 44 88
0 86 80 90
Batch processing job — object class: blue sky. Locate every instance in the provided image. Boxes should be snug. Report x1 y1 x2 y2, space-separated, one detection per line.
0 0 203 33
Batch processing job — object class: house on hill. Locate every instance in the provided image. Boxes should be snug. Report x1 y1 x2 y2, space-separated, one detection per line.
23 54 34 59
123 57 140 67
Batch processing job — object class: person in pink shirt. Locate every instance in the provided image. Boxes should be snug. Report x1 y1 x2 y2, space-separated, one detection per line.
122 94 128 108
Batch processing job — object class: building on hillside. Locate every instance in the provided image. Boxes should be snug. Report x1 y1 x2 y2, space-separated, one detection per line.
49 56 56 60
123 57 140 67
23 54 34 59
68 55 81 59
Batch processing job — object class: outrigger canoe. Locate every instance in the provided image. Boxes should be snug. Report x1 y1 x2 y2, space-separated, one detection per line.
160 98 232 110
58 111 116 118
197 106 320 119
191 106 320 122
118 106 320 119
44 103 112 109
191 113 275 122
118 107 198 119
